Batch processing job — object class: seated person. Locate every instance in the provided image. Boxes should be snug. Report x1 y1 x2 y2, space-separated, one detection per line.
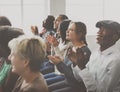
47 22 91 92
8 35 48 92
44 20 71 85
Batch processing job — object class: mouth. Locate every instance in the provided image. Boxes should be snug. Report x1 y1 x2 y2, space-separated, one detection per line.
96 35 103 39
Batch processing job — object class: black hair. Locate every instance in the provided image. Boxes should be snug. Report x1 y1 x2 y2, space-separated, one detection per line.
0 16 12 26
44 15 55 31
0 26 23 57
59 19 71 44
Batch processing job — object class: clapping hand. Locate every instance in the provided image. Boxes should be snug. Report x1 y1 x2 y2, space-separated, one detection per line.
67 47 86 69
46 35 59 47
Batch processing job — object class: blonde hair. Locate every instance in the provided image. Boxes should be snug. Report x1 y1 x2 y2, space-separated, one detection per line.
9 35 46 71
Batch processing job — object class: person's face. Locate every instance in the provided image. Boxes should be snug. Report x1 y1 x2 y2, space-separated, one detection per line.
66 23 80 41
54 16 62 30
8 50 27 75
96 27 115 46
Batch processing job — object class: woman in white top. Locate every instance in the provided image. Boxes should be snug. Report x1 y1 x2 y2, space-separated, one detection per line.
45 20 71 85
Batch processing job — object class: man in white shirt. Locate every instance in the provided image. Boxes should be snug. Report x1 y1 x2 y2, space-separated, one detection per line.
72 20 120 92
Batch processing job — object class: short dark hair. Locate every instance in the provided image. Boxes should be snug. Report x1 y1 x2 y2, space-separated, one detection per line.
44 15 55 30
0 16 12 26
0 26 23 57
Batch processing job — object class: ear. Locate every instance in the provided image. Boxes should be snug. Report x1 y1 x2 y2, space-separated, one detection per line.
23 59 29 67
113 34 120 41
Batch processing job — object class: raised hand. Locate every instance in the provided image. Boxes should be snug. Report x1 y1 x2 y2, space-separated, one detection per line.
67 47 86 69
31 26 38 35
46 35 59 47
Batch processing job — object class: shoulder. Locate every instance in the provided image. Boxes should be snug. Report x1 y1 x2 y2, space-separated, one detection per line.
30 75 48 92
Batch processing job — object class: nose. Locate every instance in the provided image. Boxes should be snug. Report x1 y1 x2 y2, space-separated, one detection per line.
66 29 69 34
8 54 11 61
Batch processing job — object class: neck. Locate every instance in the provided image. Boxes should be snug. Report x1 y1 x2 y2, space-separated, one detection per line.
21 70 40 83
100 42 116 51
72 40 85 47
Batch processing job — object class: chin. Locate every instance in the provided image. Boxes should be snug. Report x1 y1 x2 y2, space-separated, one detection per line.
12 68 18 74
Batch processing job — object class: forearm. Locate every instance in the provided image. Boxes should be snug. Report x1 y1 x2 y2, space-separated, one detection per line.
56 62 77 82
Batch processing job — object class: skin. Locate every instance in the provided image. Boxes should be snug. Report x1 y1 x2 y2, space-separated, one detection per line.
96 27 118 51
8 50 40 83
48 22 87 69
54 16 62 30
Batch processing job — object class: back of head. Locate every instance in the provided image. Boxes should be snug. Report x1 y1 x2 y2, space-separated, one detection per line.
59 19 71 42
8 35 46 72
44 15 55 30
0 26 23 57
59 14 68 21
0 16 12 26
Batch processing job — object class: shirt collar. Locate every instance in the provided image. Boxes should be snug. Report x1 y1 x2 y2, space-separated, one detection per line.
98 44 117 56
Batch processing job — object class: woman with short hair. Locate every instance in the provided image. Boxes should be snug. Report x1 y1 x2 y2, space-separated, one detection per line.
8 35 48 92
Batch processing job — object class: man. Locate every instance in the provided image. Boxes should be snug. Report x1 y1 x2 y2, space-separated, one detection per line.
72 20 120 92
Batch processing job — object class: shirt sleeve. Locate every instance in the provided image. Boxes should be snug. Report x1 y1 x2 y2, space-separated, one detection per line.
54 45 67 59
72 66 97 92
73 58 120 92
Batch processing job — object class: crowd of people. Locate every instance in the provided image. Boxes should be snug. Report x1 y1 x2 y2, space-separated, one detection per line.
0 15 120 92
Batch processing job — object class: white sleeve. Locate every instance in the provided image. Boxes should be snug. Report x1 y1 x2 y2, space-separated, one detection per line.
54 45 68 58
73 58 120 92
72 66 97 92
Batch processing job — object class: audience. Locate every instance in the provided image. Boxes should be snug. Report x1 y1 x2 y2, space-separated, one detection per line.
0 14 120 92
48 22 91 92
68 20 120 92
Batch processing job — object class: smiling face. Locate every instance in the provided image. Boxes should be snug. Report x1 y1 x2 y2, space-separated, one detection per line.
8 50 27 75
96 27 117 49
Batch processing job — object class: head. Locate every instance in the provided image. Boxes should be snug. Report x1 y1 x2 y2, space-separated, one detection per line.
43 15 55 31
8 35 46 75
0 16 12 26
0 26 23 58
57 19 71 43
96 20 120 51
66 22 87 45
54 14 68 31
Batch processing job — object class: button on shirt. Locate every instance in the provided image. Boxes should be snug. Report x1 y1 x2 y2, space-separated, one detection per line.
72 44 120 92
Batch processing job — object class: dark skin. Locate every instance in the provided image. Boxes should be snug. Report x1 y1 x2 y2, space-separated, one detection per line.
96 27 119 51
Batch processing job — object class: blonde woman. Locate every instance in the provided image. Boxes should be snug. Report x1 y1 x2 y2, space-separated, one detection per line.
8 35 48 92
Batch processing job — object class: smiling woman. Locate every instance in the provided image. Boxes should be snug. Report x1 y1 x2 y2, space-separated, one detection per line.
8 35 48 92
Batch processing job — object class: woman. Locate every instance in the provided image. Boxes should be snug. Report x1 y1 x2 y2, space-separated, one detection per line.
8 35 48 92
44 20 71 85
48 22 91 92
